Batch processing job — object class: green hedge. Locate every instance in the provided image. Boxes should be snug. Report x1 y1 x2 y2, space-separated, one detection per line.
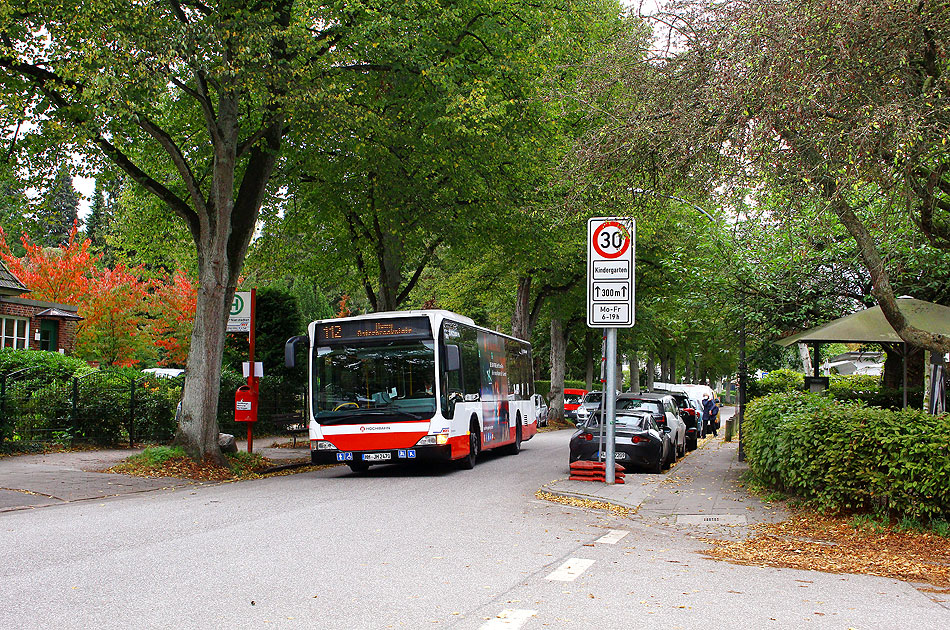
747 369 804 397
744 392 950 520
748 370 923 410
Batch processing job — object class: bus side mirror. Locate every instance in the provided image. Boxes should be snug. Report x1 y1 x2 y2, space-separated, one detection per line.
444 344 461 372
285 335 308 368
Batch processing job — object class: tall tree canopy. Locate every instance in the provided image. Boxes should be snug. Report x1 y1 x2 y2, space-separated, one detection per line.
1 0 632 460
573 0 950 354
0 0 354 460
39 165 80 247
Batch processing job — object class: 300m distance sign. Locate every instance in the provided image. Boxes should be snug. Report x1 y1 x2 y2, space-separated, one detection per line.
587 218 635 328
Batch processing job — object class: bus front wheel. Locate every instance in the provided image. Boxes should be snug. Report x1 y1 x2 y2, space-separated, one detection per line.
459 421 480 470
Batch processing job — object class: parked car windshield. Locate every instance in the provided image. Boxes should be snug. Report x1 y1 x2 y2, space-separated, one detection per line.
616 399 663 414
585 413 649 431
564 393 585 405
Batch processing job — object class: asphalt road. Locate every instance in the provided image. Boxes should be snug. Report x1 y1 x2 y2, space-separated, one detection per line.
1 429 947 629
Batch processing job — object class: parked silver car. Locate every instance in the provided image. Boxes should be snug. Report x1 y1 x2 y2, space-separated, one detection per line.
532 393 549 427
615 392 688 459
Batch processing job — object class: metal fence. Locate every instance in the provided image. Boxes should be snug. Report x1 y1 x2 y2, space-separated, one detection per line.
0 369 181 446
0 368 305 447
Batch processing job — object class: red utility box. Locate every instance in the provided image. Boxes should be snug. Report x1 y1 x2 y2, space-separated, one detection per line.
234 385 258 423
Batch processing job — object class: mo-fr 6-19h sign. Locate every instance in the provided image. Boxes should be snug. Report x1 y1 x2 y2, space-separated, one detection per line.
587 217 635 328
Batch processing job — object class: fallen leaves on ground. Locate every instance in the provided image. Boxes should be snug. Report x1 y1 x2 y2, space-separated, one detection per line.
106 453 336 481
536 490 630 517
702 511 950 587
107 454 271 481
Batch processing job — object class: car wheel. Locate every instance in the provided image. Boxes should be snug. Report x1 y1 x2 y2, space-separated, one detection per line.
687 435 698 451
650 450 663 474
458 420 481 470
662 445 672 470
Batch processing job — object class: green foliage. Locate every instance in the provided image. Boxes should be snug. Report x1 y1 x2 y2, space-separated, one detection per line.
36 164 79 247
744 392 950 520
748 369 923 409
227 451 269 476
748 368 805 397
128 446 187 467
224 286 304 379
0 353 180 445
0 349 94 381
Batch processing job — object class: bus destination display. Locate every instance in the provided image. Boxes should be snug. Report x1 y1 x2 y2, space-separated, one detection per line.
317 317 431 343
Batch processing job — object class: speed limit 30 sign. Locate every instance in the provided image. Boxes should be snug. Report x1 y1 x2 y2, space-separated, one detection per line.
587 217 635 327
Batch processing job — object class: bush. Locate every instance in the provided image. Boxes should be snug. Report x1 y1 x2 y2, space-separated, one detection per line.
744 392 950 520
133 376 182 442
748 370 923 410
747 368 804 397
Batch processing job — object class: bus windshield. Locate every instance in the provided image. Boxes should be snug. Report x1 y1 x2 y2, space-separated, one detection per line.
313 340 437 422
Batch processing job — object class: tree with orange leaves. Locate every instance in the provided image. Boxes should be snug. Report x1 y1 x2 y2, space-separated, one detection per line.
75 264 152 367
151 270 197 367
1 225 197 367
0 221 96 304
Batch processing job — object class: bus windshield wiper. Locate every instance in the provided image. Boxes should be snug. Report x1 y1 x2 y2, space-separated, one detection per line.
364 407 425 421
316 408 425 423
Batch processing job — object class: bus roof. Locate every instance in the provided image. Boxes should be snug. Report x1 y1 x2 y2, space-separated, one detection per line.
308 309 532 345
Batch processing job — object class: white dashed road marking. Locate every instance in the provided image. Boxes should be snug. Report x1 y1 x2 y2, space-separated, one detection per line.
545 557 596 581
478 609 538 629
596 529 629 544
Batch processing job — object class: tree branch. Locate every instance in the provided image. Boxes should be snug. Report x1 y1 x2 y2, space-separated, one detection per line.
395 236 444 306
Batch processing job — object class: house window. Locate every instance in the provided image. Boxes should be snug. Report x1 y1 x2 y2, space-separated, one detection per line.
1 317 29 349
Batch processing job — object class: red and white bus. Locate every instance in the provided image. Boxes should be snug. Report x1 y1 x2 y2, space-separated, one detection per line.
286 310 536 472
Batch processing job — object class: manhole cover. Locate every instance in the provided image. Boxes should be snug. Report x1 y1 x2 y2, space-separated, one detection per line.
676 514 747 525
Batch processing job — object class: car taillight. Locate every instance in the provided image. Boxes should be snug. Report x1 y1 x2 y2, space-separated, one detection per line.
631 435 642 444
582 433 594 441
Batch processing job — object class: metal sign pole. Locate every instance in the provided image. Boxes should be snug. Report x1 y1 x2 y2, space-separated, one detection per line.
247 288 256 454
598 333 606 461
604 327 618 483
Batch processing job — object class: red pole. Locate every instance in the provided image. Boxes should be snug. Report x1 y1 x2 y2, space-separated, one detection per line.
247 288 256 453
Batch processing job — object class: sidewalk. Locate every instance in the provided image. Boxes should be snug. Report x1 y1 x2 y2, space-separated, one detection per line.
0 436 309 513
541 409 787 538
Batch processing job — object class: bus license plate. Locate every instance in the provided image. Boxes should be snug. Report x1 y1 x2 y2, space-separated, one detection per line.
363 453 391 462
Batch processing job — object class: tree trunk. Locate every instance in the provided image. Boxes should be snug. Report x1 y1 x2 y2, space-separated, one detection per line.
176 269 231 464
616 353 624 392
584 338 594 390
511 276 531 341
798 344 813 376
669 352 677 384
549 318 566 422
629 343 640 393
646 352 655 391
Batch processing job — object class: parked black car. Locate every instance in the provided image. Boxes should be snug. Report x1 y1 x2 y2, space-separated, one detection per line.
569 410 673 473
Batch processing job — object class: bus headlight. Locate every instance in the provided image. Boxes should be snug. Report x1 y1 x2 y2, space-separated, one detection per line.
312 440 336 451
416 435 448 447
